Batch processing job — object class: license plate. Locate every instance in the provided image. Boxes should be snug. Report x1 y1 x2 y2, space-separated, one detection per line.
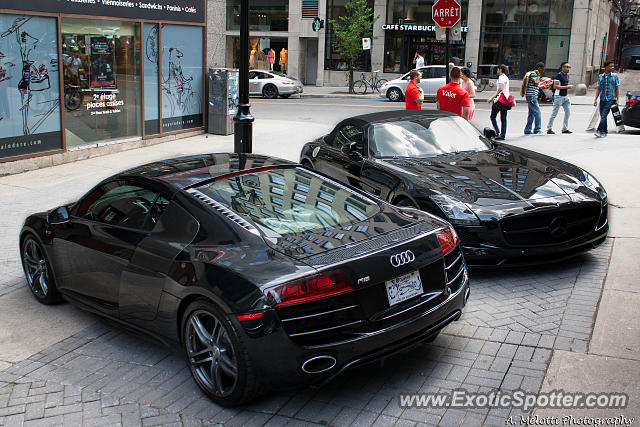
385 270 424 306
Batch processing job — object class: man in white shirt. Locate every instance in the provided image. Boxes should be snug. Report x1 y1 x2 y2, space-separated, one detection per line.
413 52 424 69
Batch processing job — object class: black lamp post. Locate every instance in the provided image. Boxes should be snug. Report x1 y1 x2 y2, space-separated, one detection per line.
234 0 253 153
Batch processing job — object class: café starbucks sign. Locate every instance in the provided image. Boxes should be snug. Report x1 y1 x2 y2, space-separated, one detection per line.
382 23 468 32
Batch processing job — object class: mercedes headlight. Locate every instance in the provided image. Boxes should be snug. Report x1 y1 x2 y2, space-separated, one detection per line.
430 194 480 226
582 171 607 200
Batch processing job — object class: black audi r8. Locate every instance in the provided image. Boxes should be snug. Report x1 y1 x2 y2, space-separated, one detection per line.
299 111 609 267
20 153 469 406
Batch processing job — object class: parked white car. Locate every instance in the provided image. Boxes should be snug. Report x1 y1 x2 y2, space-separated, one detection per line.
249 70 303 99
379 65 447 102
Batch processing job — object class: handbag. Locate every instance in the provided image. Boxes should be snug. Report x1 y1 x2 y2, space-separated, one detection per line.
495 92 515 110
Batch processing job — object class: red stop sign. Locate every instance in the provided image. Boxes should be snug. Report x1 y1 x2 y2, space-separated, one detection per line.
432 0 461 28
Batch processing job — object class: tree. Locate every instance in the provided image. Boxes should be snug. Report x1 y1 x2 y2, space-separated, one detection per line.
329 0 379 93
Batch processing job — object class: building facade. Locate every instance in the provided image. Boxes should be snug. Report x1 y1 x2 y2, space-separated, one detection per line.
207 0 618 86
0 1 206 163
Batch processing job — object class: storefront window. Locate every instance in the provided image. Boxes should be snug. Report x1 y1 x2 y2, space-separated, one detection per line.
386 0 404 23
62 18 141 147
226 0 288 31
325 0 373 71
0 14 62 159
479 0 573 77
384 34 403 73
161 24 203 133
143 24 159 136
227 37 288 72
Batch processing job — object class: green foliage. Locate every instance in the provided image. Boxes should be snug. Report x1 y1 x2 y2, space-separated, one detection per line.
329 0 379 92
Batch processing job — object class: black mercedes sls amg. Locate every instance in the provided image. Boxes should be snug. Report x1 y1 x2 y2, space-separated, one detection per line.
300 111 608 267
20 153 469 406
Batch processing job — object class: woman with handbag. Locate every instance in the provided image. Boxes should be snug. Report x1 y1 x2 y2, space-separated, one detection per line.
487 64 511 140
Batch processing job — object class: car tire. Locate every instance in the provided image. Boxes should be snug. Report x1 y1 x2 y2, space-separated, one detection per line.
20 234 61 305
262 84 278 99
182 299 261 407
387 87 403 102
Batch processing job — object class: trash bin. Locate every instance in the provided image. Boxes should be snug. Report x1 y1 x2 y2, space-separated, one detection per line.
208 68 238 135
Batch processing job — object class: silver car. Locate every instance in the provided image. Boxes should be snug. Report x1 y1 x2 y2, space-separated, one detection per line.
249 70 303 99
379 65 447 102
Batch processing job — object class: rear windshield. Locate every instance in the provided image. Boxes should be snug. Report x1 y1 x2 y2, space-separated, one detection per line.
195 168 380 236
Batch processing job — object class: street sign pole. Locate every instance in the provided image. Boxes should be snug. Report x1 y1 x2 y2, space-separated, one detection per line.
233 0 253 154
445 29 449 84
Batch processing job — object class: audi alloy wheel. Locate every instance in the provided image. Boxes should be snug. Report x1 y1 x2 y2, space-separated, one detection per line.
388 87 403 102
182 300 260 406
21 235 59 304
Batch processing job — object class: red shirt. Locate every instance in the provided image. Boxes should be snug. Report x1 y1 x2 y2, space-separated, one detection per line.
436 82 471 117
405 81 422 110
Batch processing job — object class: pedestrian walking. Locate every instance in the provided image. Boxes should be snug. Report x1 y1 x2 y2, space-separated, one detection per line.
522 62 545 134
593 60 620 138
405 69 424 110
487 64 510 140
436 66 471 119
546 62 573 134
459 67 476 120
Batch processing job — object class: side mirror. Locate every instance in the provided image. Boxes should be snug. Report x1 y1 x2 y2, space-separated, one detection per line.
48 206 70 225
483 128 497 140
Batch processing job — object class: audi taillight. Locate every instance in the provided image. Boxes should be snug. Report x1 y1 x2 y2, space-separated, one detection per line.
437 226 460 255
264 270 354 308
626 99 639 107
282 81 295 85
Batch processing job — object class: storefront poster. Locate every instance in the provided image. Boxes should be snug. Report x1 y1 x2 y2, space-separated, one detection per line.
90 36 115 88
0 14 62 159
0 0 205 24
161 24 203 132
144 24 160 135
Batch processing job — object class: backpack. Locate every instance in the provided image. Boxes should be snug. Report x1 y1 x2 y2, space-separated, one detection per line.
520 71 533 97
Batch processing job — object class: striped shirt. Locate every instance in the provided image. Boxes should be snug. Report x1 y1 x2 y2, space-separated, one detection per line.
525 71 539 97
597 72 619 101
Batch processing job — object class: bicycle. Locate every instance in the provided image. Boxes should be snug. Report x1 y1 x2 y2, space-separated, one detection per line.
471 72 490 92
352 70 388 94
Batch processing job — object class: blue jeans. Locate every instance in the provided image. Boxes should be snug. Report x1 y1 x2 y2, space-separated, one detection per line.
597 99 613 134
524 95 542 133
490 103 507 138
547 95 571 131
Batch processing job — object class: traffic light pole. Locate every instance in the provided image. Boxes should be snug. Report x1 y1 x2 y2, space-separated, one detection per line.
233 0 253 154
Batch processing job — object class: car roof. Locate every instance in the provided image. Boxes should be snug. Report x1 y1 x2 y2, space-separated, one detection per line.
340 109 455 126
118 153 297 190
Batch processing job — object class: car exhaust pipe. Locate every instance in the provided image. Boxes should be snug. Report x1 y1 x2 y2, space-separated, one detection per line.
464 287 470 305
301 355 337 374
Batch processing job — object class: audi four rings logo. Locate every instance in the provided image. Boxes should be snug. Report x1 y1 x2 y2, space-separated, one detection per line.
390 250 416 267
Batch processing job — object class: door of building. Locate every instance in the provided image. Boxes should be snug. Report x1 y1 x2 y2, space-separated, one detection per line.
305 40 318 85
404 36 446 72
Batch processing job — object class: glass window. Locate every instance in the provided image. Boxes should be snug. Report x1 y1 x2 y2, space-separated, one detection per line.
143 23 159 136
334 124 364 152
226 0 289 31
370 116 491 158
384 33 402 73
550 0 573 28
195 168 380 237
325 0 373 71
161 24 203 132
62 18 141 147
0 14 62 159
76 181 158 230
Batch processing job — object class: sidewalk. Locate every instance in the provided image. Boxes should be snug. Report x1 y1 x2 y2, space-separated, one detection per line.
302 69 640 104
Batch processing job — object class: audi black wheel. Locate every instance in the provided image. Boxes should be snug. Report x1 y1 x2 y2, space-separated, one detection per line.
262 84 279 99
21 235 60 305
182 299 261 406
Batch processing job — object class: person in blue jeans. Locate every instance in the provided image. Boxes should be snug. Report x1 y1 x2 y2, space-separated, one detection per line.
593 60 619 138
546 62 573 134
524 62 545 134
487 65 510 140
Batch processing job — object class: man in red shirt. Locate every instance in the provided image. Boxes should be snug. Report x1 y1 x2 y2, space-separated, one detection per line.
405 69 423 110
436 67 471 119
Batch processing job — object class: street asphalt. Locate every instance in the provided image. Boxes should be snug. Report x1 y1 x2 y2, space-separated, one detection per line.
0 72 638 426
